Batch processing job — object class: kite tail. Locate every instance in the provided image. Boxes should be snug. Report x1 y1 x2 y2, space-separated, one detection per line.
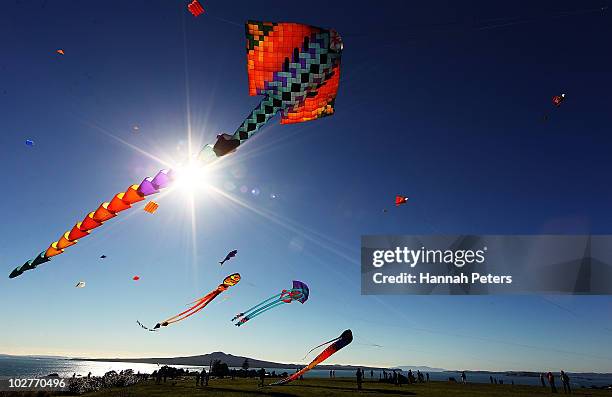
158 287 223 326
136 320 157 332
302 336 342 359
235 300 286 326
232 97 282 144
232 293 282 321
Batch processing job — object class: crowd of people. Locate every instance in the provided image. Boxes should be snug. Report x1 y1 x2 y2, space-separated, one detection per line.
540 371 572 394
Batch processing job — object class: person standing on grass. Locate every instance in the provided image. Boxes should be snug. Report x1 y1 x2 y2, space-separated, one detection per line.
356 368 363 390
330 370 333 379
259 368 266 387
461 371 467 384
541 373 546 387
370 369 374 379
201 368 208 387
195 371 200 387
426 373 430 382
547 372 557 393
561 370 571 394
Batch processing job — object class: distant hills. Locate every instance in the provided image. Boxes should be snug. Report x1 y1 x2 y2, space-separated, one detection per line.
397 365 447 373
72 351 396 371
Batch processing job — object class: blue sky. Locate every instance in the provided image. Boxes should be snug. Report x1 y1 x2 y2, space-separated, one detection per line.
1 0 611 372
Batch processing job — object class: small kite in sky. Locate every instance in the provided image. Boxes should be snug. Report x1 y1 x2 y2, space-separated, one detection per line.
144 201 159 214
187 0 204 17
552 93 566 107
133 276 140 281
132 125 140 132
25 139 34 147
219 250 238 265
395 195 408 207
75 281 86 288
139 273 241 330
100 255 106 259
56 49 65 55
232 280 309 327
271 329 353 385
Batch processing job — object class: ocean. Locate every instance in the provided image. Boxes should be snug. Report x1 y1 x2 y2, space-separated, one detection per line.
1 356 611 388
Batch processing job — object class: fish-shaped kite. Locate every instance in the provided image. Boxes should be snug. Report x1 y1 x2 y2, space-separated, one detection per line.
219 250 238 265
232 280 309 326
140 273 241 330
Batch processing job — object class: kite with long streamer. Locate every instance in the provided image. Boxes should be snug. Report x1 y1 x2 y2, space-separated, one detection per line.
143 273 241 330
271 329 353 385
198 20 343 160
232 280 309 327
9 169 174 278
9 20 343 279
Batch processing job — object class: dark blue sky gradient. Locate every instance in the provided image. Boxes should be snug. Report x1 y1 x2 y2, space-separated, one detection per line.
0 0 611 372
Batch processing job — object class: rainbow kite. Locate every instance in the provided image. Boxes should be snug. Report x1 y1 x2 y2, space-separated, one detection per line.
9 169 173 278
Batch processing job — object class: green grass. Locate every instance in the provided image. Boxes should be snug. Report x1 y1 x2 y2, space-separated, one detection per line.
78 378 609 397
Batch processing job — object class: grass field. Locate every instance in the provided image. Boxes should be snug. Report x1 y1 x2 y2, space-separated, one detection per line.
82 378 610 397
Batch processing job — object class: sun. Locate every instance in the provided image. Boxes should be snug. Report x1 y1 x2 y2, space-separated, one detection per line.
174 161 209 193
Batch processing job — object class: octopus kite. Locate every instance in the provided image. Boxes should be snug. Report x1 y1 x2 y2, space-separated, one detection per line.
232 280 309 326
139 273 241 331
271 329 353 385
9 21 342 279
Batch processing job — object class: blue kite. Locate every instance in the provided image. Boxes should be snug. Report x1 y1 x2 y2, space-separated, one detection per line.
232 280 309 326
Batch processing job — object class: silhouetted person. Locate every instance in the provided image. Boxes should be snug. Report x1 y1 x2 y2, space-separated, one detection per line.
407 369 413 384
561 370 571 394
259 368 266 387
393 370 398 385
461 371 466 384
195 371 200 387
201 369 208 386
494 378 498 384
547 372 557 393
370 369 374 379
330 370 333 378
541 373 546 387
426 372 430 382
490 375 494 384
356 368 363 390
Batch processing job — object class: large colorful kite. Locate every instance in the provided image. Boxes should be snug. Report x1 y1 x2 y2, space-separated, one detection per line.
232 280 309 327
8 169 174 278
271 329 353 385
8 20 342 279
145 273 241 330
198 20 343 161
